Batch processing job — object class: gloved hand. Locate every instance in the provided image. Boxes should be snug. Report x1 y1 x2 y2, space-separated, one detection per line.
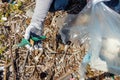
24 0 53 50
24 23 43 50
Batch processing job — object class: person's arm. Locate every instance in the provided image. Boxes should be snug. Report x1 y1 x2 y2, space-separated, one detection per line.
30 0 53 30
24 0 53 50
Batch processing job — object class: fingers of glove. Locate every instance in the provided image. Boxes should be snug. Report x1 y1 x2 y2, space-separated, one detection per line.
38 42 42 48
34 45 39 50
25 42 42 51
24 25 42 51
34 42 42 50
25 44 34 51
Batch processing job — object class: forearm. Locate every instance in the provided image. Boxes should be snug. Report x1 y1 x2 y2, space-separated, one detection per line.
30 0 53 30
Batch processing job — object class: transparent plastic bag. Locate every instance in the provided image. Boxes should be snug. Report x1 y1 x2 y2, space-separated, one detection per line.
60 0 120 79
59 10 90 44
86 0 120 75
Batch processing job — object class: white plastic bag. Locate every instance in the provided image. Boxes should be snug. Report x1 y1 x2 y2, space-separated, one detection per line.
86 0 120 75
60 0 120 79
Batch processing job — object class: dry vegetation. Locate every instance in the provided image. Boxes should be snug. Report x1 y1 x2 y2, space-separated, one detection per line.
0 0 120 80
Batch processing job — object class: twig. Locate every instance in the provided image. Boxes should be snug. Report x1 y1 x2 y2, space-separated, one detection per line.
24 2 36 10
3 56 7 80
25 65 44 68
22 51 30 70
57 70 74 80
44 52 52 59
59 54 66 64
64 45 69 53
46 43 57 53
34 49 43 63
9 38 16 80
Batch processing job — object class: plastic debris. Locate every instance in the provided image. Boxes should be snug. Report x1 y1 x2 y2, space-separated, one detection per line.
31 36 46 42
1 15 7 21
18 38 30 47
18 36 46 47
0 66 4 71
82 52 91 63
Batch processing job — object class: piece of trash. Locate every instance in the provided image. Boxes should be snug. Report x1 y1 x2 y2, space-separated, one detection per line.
31 36 46 42
0 66 4 71
82 52 91 63
18 36 46 47
1 15 7 21
18 38 30 47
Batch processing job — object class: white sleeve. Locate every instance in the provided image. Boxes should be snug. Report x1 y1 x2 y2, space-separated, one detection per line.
30 0 53 30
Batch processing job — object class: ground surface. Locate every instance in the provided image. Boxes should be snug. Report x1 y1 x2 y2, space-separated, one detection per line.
0 0 120 80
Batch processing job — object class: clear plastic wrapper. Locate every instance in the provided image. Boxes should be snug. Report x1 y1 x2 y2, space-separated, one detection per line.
60 0 120 79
